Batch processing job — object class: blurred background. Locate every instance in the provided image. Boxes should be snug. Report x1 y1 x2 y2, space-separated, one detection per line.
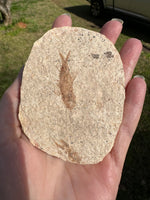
0 0 150 199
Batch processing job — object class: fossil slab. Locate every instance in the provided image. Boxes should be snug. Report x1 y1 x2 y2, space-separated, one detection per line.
19 27 125 164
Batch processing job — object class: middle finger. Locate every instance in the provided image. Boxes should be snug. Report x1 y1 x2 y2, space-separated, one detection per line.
120 38 143 86
100 19 123 44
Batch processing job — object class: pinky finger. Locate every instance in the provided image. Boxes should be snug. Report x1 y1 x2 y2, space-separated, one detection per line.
111 76 146 169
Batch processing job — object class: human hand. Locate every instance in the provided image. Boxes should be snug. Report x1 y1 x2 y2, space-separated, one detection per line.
0 14 146 200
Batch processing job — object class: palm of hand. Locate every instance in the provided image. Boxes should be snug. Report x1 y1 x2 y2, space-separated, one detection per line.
0 15 146 200
0 103 120 200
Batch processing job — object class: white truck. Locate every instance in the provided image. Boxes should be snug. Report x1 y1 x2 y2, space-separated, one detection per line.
90 0 150 23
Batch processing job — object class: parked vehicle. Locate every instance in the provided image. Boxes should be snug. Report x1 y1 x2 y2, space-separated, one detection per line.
90 0 150 23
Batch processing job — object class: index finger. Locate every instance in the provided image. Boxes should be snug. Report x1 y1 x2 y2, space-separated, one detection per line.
52 14 72 28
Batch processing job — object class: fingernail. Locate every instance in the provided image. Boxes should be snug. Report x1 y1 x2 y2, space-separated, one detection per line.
62 13 71 17
111 18 124 25
133 75 145 80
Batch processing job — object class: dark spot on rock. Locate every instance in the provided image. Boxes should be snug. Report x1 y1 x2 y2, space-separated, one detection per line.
104 51 114 58
91 53 99 59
